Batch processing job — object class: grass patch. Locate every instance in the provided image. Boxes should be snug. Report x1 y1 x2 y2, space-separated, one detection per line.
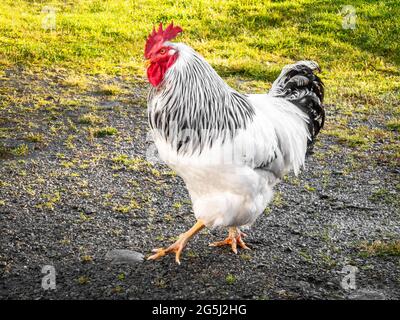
97 84 123 96
386 119 400 132
0 144 30 158
37 191 62 210
299 250 313 263
225 274 236 285
359 240 400 257
12 144 29 157
304 184 316 192
81 255 93 264
24 133 44 143
93 126 118 138
113 199 140 214
0 1 398 92
326 125 395 149
272 191 285 207
172 202 182 210
78 113 104 125
111 154 151 171
77 276 90 285
369 188 399 206
326 129 368 148
63 75 88 89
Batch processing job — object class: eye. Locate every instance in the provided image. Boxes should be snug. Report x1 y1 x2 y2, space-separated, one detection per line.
159 48 167 54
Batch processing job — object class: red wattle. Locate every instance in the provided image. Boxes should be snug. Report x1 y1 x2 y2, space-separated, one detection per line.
147 53 178 87
147 63 164 87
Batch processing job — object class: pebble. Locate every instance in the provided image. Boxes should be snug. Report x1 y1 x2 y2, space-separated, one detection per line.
105 249 144 265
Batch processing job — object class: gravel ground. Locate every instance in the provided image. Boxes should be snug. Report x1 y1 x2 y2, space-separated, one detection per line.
0 68 399 300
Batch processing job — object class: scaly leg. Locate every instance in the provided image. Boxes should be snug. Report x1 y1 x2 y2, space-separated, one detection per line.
209 227 250 254
147 220 205 264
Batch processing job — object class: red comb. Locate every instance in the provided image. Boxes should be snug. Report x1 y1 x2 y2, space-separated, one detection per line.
145 22 183 59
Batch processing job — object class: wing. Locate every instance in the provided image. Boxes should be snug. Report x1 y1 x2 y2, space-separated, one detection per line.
231 94 310 178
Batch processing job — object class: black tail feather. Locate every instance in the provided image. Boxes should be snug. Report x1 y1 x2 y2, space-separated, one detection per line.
269 61 325 153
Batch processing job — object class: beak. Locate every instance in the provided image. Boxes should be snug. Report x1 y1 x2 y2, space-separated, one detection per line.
145 60 151 68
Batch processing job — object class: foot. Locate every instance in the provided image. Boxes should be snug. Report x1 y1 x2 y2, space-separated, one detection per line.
147 220 205 265
209 227 250 254
147 236 187 265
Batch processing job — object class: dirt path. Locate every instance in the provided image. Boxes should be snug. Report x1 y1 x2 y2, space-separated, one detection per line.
0 68 399 299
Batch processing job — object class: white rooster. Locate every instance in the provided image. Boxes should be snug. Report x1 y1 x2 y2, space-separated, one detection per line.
145 23 325 264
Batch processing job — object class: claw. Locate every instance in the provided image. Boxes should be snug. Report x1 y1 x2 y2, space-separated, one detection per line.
175 249 182 265
209 227 250 254
237 237 250 250
147 241 184 262
147 248 167 260
147 220 205 264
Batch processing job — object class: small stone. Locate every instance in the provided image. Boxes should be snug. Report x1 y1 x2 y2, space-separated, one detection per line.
105 249 144 265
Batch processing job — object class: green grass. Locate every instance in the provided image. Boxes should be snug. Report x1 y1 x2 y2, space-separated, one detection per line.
93 126 118 137
77 275 90 285
386 119 400 132
360 240 400 257
0 1 398 84
78 113 104 125
0 0 399 161
369 188 399 206
62 74 89 89
0 143 29 158
24 133 45 143
225 273 236 285
97 84 123 96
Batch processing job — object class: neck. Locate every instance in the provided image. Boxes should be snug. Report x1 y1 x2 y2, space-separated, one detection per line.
148 44 254 155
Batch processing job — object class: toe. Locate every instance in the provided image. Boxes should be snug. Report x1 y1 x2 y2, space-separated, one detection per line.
237 238 251 250
147 248 166 260
231 238 238 254
175 247 183 265
147 253 160 260
209 240 229 247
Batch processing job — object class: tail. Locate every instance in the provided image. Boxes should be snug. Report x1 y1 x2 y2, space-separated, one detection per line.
269 60 325 153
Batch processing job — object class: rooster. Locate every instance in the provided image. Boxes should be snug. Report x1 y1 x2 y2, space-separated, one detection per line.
145 23 324 264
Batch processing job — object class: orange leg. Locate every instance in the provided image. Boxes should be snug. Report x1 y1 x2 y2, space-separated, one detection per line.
147 220 205 265
209 227 250 254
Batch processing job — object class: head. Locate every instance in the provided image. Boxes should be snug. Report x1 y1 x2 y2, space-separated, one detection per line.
145 22 183 87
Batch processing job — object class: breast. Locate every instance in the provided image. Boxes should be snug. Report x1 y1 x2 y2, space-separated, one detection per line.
181 164 273 228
